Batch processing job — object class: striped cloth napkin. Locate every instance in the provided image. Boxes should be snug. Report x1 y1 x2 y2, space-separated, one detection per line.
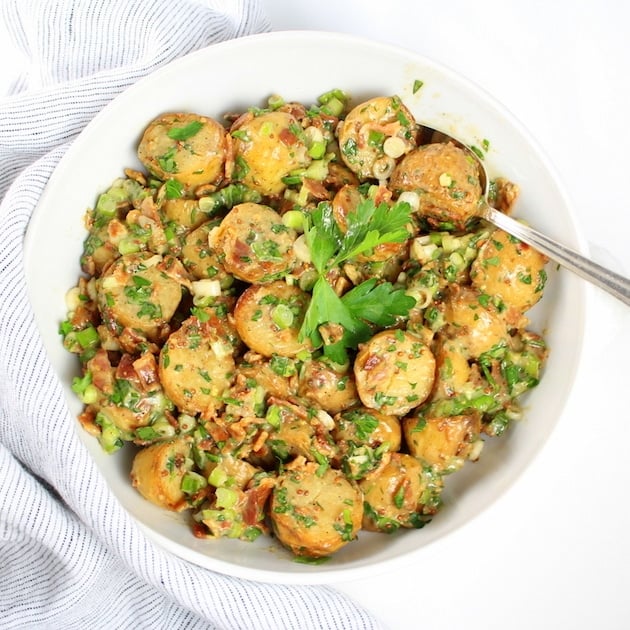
0 2 385 628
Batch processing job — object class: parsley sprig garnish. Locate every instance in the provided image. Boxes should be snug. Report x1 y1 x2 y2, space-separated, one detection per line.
299 197 416 363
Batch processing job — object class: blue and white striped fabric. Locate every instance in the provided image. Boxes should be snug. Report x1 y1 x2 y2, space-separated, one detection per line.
0 2 385 628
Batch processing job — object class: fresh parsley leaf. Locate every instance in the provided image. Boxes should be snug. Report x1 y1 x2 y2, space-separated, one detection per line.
341 279 416 327
167 120 204 141
165 178 184 199
331 199 411 266
305 203 342 274
298 196 416 363
301 277 359 344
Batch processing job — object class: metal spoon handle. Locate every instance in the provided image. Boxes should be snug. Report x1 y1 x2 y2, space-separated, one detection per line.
484 204 630 307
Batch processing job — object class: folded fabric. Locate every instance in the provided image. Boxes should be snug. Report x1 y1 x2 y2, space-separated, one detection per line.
0 2 385 628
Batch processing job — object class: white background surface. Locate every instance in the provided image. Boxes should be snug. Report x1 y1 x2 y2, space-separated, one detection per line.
2 1 629 628
259 1 630 629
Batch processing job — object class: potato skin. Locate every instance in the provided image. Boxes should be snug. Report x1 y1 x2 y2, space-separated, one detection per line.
232 110 311 196
390 142 482 229
354 329 436 416
181 219 231 284
162 197 206 231
333 406 401 480
96 252 185 342
338 96 416 180
297 359 359 414
130 438 192 512
265 398 337 464
137 113 227 189
442 286 510 358
158 309 238 417
359 453 442 532
333 406 401 452
233 281 311 358
402 412 483 473
430 337 473 401
213 202 297 284
270 460 363 558
470 229 548 314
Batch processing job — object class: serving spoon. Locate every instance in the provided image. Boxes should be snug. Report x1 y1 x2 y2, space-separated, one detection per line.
417 126 630 307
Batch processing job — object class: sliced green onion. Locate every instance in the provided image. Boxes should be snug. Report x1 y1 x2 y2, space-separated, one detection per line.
95 412 124 454
135 426 161 441
271 303 294 329
308 140 327 159
215 487 238 509
208 466 228 488
75 326 99 349
118 238 141 255
181 471 208 495
71 372 99 404
302 159 329 181
267 94 285 109
95 193 117 216
270 355 297 377
282 209 305 232
265 404 282 429
243 526 263 541
321 96 344 117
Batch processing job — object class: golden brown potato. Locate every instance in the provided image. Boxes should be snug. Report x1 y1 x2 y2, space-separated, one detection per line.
130 438 192 512
338 96 416 180
297 359 359 414
265 398 337 464
442 286 510 358
331 184 362 230
137 113 227 189
333 406 402 479
231 110 311 196
333 406 401 452
158 309 238 417
181 219 231 285
270 459 363 557
402 412 483 473
354 329 436 416
96 252 187 342
390 142 482 229
360 453 443 532
212 202 297 283
237 355 298 401
162 197 206 231
470 229 548 314
92 352 172 437
233 281 311 358
430 336 472 400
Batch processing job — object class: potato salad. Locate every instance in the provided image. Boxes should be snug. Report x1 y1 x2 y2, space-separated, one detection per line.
60 90 549 560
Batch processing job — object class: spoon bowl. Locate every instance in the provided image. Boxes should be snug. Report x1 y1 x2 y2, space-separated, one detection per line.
417 125 630 307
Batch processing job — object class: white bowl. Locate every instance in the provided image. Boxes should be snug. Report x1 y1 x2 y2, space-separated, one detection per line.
24 31 586 584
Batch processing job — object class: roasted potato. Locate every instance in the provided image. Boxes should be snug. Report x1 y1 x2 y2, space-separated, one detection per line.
137 112 227 189
231 110 311 196
212 202 298 283
270 458 363 557
390 142 482 230
354 329 436 416
233 281 311 358
338 96 416 180
130 438 193 512
470 229 548 314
